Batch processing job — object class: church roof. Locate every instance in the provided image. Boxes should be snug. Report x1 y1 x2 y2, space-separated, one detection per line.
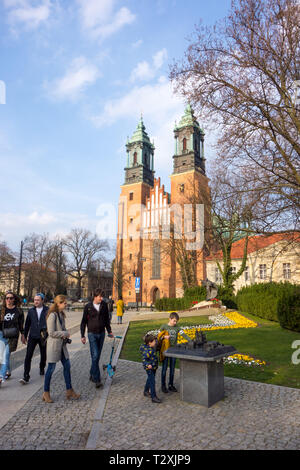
174 104 203 132
206 232 300 260
127 116 154 148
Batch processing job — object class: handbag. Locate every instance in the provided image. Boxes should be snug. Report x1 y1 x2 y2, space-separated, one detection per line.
40 328 48 347
3 327 18 338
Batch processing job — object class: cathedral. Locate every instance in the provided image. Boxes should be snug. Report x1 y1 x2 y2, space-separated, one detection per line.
113 105 210 306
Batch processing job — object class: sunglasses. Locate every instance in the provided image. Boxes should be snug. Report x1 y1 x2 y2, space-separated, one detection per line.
6 296 14 300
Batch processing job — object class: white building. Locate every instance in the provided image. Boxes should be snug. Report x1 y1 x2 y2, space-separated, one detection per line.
206 233 300 292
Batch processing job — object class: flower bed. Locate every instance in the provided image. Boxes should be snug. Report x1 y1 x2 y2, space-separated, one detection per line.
224 354 266 367
175 312 265 367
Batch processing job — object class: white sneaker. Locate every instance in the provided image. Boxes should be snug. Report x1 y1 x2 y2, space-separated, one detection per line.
19 378 29 385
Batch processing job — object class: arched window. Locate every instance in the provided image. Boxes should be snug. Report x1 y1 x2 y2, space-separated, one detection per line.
133 152 137 165
152 240 161 279
182 138 187 151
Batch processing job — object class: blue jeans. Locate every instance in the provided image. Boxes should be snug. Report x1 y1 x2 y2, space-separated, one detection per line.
44 351 72 392
0 331 10 379
88 332 105 382
161 357 176 387
144 369 157 398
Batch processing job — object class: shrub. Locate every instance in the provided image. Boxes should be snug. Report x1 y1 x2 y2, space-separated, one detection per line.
236 282 300 330
217 286 237 309
155 285 207 311
277 286 300 332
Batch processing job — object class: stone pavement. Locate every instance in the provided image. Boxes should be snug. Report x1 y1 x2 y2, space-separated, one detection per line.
1 308 300 450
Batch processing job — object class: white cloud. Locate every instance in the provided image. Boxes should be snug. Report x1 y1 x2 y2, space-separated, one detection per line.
130 48 168 83
1 211 56 228
45 56 101 102
4 0 52 31
89 76 185 173
76 0 114 30
91 76 181 126
130 60 153 82
131 39 143 49
153 48 168 69
0 210 101 249
77 0 136 40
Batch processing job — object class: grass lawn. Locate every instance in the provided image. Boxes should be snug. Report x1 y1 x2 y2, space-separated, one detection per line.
120 312 300 389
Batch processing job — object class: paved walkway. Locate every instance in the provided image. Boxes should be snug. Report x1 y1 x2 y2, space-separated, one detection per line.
0 309 300 450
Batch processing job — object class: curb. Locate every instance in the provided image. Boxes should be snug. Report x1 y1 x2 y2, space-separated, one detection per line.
85 324 129 450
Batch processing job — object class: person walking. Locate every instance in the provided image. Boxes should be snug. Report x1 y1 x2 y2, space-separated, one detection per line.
0 291 24 386
42 295 80 403
81 289 113 388
116 296 124 325
107 295 114 323
20 293 48 384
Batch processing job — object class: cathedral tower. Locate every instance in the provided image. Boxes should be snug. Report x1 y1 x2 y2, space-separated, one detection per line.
173 103 205 175
114 118 155 305
124 116 155 186
170 105 210 296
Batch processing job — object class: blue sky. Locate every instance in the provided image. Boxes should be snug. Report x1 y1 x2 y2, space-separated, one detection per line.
0 0 232 250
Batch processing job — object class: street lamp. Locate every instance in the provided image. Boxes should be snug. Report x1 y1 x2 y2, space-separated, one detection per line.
17 240 24 297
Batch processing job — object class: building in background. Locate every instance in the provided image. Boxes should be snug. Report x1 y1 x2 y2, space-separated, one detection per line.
66 270 113 300
114 105 210 306
206 233 300 292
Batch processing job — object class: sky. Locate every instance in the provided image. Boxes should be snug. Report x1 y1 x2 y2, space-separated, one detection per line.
0 0 232 251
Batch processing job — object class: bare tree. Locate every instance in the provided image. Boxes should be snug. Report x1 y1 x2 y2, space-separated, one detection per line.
111 255 131 299
0 241 15 274
23 233 56 299
0 240 16 291
49 237 67 296
171 0 300 229
63 228 109 300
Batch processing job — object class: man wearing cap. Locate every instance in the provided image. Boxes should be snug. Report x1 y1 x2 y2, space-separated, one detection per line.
20 293 48 384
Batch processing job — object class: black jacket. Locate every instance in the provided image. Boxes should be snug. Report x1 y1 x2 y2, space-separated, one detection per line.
80 301 112 337
24 305 49 339
0 307 24 353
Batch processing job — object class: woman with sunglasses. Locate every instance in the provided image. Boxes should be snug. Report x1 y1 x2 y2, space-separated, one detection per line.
43 294 80 403
0 291 24 385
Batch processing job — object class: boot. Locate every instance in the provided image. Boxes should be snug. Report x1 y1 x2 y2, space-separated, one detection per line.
42 391 53 403
66 388 80 400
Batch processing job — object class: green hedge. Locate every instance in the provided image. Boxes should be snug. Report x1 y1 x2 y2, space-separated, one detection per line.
236 282 300 330
277 286 300 332
155 285 206 311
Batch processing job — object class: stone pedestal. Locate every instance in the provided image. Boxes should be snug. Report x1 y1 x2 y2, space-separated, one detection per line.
179 358 224 407
165 347 235 407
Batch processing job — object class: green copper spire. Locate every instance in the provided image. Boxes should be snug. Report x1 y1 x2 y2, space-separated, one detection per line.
124 116 155 186
128 116 154 149
175 103 203 132
173 105 206 175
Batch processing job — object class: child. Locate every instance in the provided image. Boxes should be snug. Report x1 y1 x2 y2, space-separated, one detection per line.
159 312 187 393
139 334 161 403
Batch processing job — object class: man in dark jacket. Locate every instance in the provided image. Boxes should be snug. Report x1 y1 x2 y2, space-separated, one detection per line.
20 293 48 384
81 289 113 388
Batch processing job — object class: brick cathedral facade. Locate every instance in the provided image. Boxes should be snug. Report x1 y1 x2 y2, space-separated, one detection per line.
113 105 210 306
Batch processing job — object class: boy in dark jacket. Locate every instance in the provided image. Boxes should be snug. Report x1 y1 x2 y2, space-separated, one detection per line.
139 334 161 403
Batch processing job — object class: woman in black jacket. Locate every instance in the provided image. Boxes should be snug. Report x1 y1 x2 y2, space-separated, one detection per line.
0 291 24 385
